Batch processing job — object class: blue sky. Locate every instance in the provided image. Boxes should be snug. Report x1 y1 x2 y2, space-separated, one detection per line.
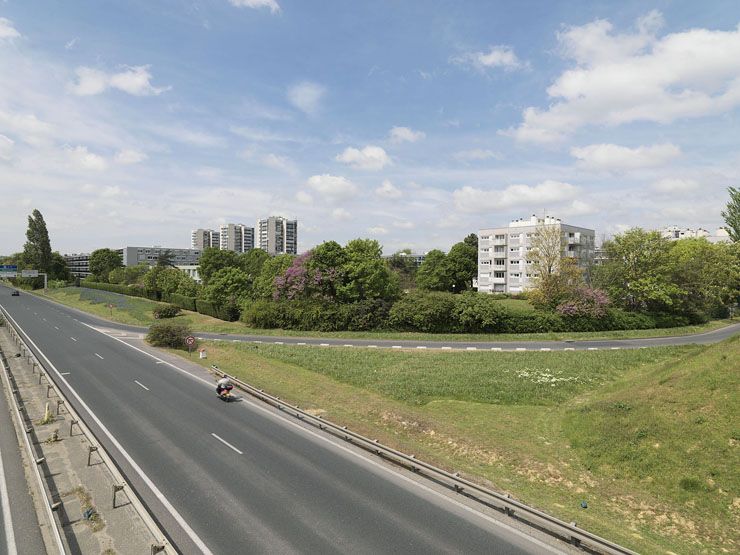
1 0 739 254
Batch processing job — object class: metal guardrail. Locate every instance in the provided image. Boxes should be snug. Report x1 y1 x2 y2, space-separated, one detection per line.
211 364 638 555
0 308 174 555
0 326 68 554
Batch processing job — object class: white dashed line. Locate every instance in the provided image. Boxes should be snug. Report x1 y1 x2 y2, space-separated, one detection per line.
515 348 526 351
94 353 104 360
54 326 59 330
491 347 502 351
155 361 165 365
392 345 402 349
60 372 70 376
274 341 284 345
134 380 150 391
466 347 477 351
540 348 551 352
70 337 77 342
441 346 452 350
611 347 621 350
343 344 353 348
320 343 330 347
296 342 307 346
587 347 599 351
416 346 427 349
564 348 575 351
367 345 378 348
232 340 240 343
211 433 243 455
253 340 262 344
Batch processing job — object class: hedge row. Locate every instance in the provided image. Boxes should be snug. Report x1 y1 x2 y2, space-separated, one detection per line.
241 299 392 331
82 281 161 301
162 292 197 312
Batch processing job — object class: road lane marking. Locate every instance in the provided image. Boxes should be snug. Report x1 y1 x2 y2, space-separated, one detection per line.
274 341 284 345
343 344 353 348
564 347 575 351
540 348 551 352
70 337 77 342
210 433 243 455
155 361 164 365
94 353 104 360
54 326 59 330
441 346 452 350
320 343 330 347
296 342 307 346
466 347 477 351
60 372 71 376
134 380 150 391
0 440 19 555
515 348 526 351
367 345 378 348
416 346 427 349
3 314 214 555
491 347 502 351
587 347 598 351
392 345 402 349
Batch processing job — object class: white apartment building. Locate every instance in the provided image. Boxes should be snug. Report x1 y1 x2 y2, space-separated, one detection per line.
661 226 730 244
219 223 255 253
258 216 298 255
190 228 220 250
478 215 595 294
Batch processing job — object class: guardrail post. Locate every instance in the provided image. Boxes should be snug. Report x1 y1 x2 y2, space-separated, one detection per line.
47 384 53 398
38 371 44 385
87 445 98 466
112 484 125 509
69 419 78 436
151 545 166 555
56 400 64 415
569 522 581 547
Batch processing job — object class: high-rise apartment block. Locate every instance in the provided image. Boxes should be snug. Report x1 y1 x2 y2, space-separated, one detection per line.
258 216 298 255
219 223 255 253
477 215 595 294
191 228 220 250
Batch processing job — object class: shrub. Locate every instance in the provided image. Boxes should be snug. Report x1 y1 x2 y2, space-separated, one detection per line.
389 291 458 332
169 293 197 312
452 292 510 333
146 321 193 349
195 299 220 319
153 304 181 319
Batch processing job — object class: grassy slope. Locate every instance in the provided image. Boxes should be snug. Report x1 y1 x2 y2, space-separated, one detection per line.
175 339 739 554
37 287 733 342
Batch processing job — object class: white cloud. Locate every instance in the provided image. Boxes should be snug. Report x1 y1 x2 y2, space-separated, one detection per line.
70 65 170 97
336 145 390 171
149 125 225 147
228 0 281 14
367 226 388 235
453 180 578 213
453 149 502 162
65 37 78 50
393 220 415 229
66 145 107 171
0 18 20 40
295 191 313 204
332 207 351 221
287 81 325 115
452 45 524 71
507 12 740 143
389 126 425 143
0 110 54 146
570 143 681 171
114 149 147 165
0 134 14 160
651 178 699 193
306 174 357 199
261 153 295 173
375 179 402 199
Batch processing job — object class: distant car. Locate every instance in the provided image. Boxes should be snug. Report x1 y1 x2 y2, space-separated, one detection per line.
11 290 20 296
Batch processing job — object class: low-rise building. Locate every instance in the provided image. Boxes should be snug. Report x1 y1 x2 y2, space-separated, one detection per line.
660 226 730 244
63 253 92 278
478 215 595 294
175 265 202 284
117 247 203 267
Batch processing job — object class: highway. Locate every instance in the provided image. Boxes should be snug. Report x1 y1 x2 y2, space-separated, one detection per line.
0 288 565 554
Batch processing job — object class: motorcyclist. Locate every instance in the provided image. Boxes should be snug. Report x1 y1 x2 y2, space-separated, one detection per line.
216 377 233 397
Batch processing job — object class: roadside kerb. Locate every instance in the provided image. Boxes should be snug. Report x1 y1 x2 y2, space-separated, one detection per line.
0 307 174 555
211 363 637 555
0 324 67 554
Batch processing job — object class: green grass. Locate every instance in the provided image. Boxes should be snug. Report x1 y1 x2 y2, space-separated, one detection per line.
173 338 739 554
37 286 734 341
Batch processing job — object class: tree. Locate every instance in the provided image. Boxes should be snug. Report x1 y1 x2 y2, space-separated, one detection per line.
529 223 563 279
416 250 452 291
203 267 251 307
386 250 417 291
197 248 240 285
23 209 52 273
252 254 295 299
336 239 399 302
446 241 478 292
529 257 586 310
124 263 150 285
722 186 740 242
240 249 270 281
89 249 123 282
156 249 175 267
49 252 71 281
308 241 347 298
463 233 478 250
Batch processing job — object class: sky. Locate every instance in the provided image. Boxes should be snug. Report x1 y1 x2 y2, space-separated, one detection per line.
1 0 739 255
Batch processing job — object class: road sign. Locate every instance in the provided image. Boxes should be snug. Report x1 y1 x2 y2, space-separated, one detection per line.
0 265 17 270
185 336 196 347
21 269 39 278
0 271 17 278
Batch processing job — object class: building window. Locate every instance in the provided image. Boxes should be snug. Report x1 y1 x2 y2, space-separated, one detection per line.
510 272 520 278
494 271 505 278
495 234 505 240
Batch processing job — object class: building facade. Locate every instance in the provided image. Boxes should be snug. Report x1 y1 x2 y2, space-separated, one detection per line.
477 215 595 294
219 223 255 253
660 226 730 244
258 216 298 255
63 253 92 278
175 265 202 284
382 252 426 266
191 228 220 250
117 247 203 267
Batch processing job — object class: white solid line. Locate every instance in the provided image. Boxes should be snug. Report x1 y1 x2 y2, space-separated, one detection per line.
95 353 104 360
0 443 19 555
134 380 150 391
210 433 243 455
5 316 213 554
70 337 77 342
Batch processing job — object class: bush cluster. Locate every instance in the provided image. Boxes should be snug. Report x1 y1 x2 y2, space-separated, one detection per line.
153 304 181 319
241 299 392 331
82 280 161 301
146 321 193 349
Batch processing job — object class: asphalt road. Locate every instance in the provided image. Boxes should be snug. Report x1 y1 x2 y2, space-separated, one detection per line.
16 286 740 351
0 289 564 554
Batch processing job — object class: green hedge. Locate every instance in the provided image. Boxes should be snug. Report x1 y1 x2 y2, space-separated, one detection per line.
241 299 391 331
81 281 161 301
164 292 197 312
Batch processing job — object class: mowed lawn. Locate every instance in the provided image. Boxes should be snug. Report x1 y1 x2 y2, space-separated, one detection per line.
179 339 740 554
38 287 733 341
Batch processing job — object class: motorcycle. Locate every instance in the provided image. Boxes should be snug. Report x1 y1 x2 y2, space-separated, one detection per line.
217 384 235 402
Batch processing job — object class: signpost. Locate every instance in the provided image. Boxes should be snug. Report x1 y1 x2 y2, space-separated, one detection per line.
185 335 196 357
0 265 17 279
21 269 39 278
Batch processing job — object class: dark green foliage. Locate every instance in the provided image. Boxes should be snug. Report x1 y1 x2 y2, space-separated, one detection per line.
721 186 740 242
168 293 197 312
153 304 181 319
240 299 392 331
23 209 52 274
89 249 123 282
388 291 459 332
146 321 193 349
195 299 219 318
415 250 452 292
197 248 240 285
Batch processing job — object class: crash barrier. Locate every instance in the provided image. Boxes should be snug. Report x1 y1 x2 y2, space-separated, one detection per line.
0 308 174 555
0 318 68 554
211 363 638 555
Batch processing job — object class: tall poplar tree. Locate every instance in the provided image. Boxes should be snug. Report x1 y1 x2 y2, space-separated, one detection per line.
721 186 740 242
23 209 52 272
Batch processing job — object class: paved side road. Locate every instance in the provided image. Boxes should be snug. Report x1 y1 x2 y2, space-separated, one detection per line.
10 286 740 352
1 289 572 554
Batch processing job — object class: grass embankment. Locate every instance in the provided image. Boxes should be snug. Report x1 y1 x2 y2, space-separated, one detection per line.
38 287 733 341
177 339 739 554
